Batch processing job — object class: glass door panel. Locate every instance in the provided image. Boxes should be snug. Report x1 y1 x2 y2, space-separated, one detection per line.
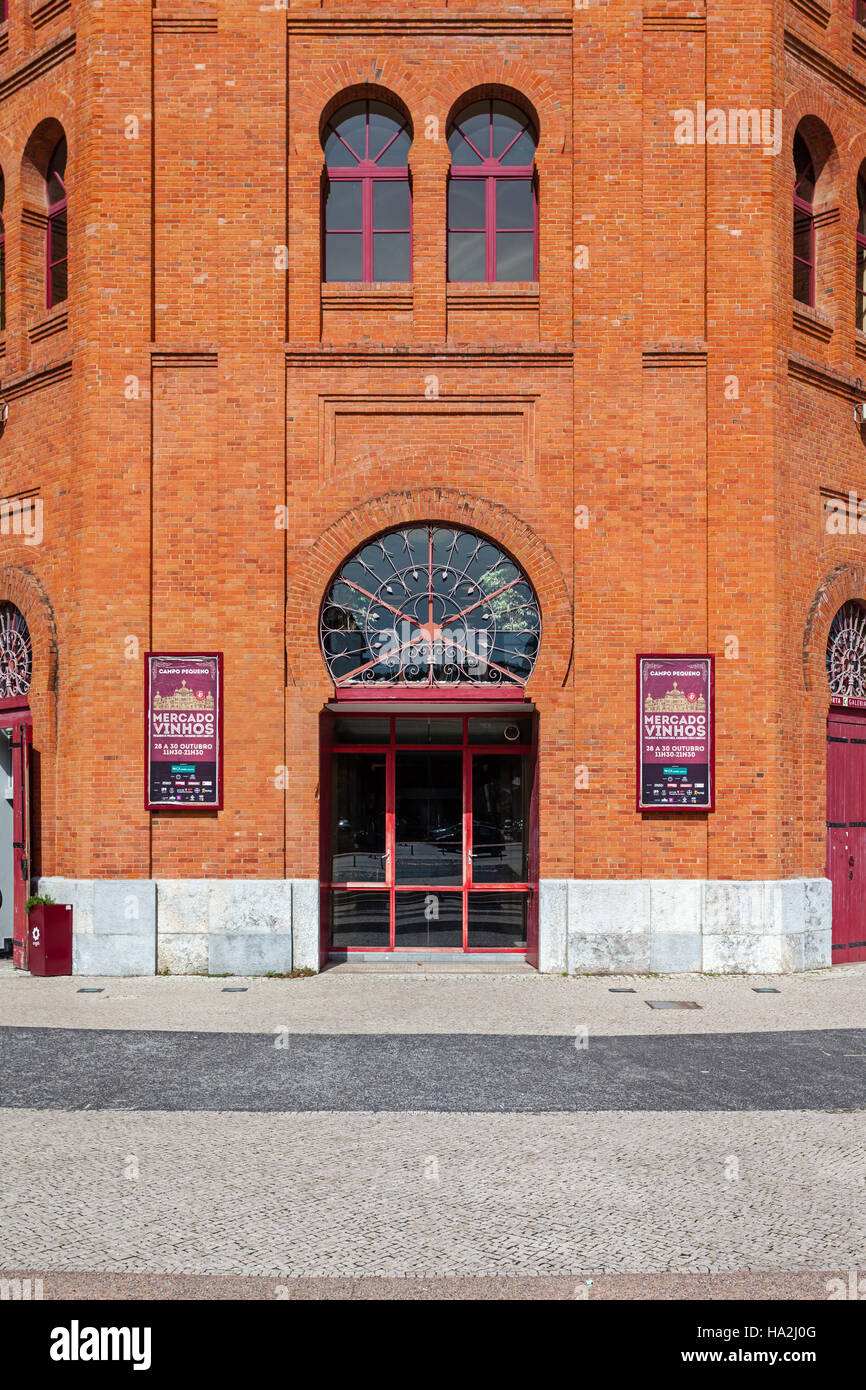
394 890 463 947
331 752 387 882
471 753 528 883
468 891 527 948
395 751 463 885
331 890 390 948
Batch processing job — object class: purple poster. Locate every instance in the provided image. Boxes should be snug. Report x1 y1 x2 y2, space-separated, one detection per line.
145 653 223 809
637 655 714 810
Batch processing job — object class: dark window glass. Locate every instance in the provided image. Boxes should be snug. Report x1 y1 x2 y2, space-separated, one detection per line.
468 891 527 948
326 180 362 230
451 101 491 160
373 233 410 281
496 231 534 280
332 717 390 744
325 232 363 282
449 179 486 228
395 718 463 744
496 179 533 229
331 753 387 882
373 179 410 229
471 754 528 883
395 751 463 885
394 890 463 947
330 891 389 948
448 231 485 281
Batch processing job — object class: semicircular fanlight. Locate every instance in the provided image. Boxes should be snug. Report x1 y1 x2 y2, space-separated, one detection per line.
320 524 541 688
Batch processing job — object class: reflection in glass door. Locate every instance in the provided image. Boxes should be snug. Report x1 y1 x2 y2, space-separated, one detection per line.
327 714 534 951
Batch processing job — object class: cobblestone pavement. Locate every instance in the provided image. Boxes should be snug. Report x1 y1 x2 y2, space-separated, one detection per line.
0 969 863 1286
1 1110 863 1277
0 961 864 1035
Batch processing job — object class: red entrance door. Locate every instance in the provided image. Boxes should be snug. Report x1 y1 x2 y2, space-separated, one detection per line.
0 711 32 969
827 710 866 963
324 711 536 954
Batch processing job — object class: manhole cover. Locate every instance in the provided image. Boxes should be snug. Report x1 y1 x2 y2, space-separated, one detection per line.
646 1000 701 1010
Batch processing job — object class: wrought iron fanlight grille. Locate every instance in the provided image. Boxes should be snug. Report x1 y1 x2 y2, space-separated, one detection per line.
827 600 866 701
320 524 541 687
0 602 32 699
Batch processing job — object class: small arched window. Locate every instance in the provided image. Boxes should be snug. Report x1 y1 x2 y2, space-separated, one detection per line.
447 99 537 283
0 169 6 334
46 136 67 309
857 172 866 332
0 602 32 700
322 100 411 283
827 600 866 703
793 131 816 306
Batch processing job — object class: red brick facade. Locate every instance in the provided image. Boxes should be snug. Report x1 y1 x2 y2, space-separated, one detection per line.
0 0 864 960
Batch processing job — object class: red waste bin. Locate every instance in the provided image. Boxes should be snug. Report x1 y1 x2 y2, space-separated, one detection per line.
28 904 73 976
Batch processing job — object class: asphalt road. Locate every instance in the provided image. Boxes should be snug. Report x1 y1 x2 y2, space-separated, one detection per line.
2 1025 864 1112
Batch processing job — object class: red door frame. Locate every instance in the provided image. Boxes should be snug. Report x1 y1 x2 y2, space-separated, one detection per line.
1 699 32 970
319 710 538 956
827 707 866 963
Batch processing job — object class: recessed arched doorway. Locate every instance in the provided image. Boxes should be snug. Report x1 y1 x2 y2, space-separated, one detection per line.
0 602 33 968
318 523 541 965
826 599 866 963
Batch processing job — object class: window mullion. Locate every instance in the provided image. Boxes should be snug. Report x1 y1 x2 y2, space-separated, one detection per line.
486 176 496 282
363 177 373 282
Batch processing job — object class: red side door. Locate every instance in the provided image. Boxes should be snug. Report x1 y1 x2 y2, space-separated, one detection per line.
11 720 32 970
827 711 866 964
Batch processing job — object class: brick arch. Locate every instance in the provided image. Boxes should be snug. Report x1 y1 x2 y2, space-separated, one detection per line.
439 64 567 153
0 566 58 695
843 131 866 217
783 90 848 203
287 489 573 691
802 564 866 695
296 59 429 161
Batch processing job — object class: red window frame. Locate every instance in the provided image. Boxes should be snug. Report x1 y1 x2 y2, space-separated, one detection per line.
322 711 538 955
46 137 67 311
0 196 5 335
857 174 866 333
793 133 816 308
322 100 411 284
447 99 538 283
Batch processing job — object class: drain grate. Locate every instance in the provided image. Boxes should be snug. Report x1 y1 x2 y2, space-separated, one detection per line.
753 987 780 994
609 988 636 993
646 1000 701 1010
76 988 104 994
221 986 247 993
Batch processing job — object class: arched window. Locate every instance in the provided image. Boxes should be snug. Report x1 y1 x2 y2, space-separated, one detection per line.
827 600 866 702
46 136 67 309
321 523 541 688
857 172 866 332
793 131 816 306
0 603 32 700
0 169 5 333
447 99 537 283
322 100 411 283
